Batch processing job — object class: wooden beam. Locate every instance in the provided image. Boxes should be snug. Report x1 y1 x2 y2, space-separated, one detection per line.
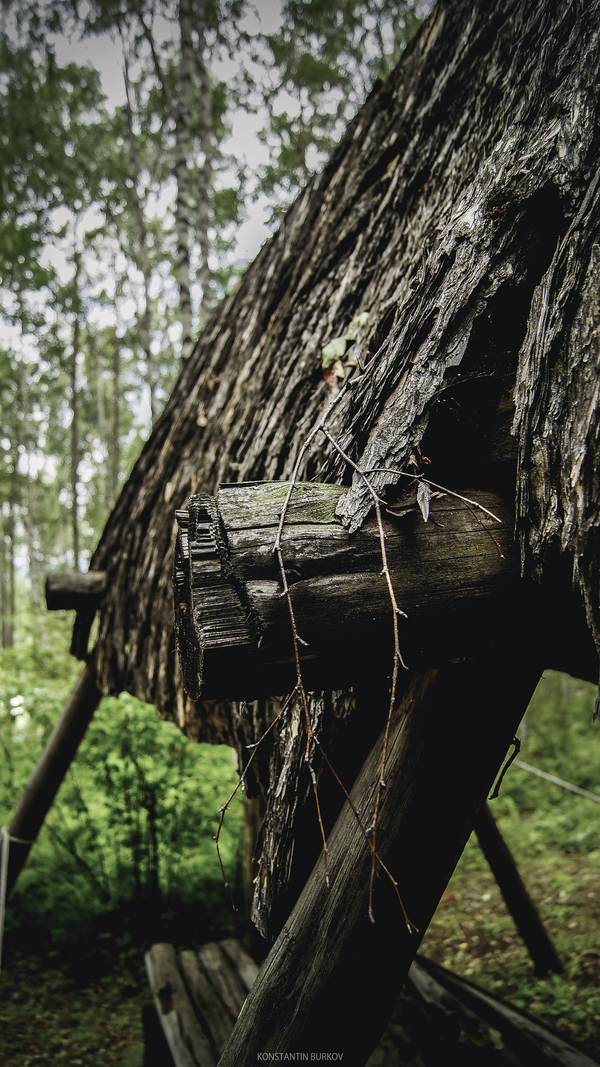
45 571 107 611
5 658 102 896
474 802 563 976
409 955 599 1067
218 656 542 1065
174 482 523 700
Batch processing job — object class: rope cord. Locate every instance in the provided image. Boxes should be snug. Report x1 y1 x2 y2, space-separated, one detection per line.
513 759 600 804
0 827 34 975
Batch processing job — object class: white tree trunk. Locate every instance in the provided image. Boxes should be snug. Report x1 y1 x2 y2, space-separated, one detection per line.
176 0 194 362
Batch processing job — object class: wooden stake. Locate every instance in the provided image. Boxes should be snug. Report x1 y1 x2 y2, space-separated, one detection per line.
474 801 563 976
5 657 102 897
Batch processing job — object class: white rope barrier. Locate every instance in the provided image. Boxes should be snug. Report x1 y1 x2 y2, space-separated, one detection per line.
0 826 34 975
513 759 600 804
0 826 8 974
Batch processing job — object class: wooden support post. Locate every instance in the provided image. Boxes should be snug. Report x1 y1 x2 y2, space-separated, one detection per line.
474 802 563 976
174 482 522 701
4 658 102 896
218 657 542 1066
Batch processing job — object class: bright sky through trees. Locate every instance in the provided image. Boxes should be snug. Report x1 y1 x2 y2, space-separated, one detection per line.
0 0 429 630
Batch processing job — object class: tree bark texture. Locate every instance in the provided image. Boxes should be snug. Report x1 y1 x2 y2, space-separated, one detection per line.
123 52 156 425
176 0 194 363
75 0 600 735
70 249 82 573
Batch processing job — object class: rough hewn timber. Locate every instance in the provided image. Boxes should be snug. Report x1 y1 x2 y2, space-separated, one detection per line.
409 955 600 1067
72 0 600 740
45 571 107 611
218 658 542 1065
174 482 522 700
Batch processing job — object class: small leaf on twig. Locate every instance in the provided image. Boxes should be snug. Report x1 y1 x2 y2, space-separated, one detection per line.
344 311 369 340
321 312 369 368
322 336 347 368
417 480 432 522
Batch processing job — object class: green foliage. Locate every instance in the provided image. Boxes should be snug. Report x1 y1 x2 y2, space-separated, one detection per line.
257 0 429 215
482 671 599 857
0 613 244 978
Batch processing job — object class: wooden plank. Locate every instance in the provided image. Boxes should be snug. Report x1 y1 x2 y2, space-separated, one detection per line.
45 571 107 611
145 943 216 1067
410 955 600 1067
219 939 260 993
197 942 247 1019
178 950 232 1057
218 657 542 1064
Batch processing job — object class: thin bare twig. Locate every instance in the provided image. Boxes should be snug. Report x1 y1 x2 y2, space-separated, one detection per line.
321 429 411 924
214 690 296 906
272 408 415 923
365 467 503 524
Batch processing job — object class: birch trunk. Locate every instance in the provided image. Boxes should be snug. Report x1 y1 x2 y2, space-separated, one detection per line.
110 321 121 507
194 1 213 325
176 0 194 363
70 250 82 573
123 52 156 425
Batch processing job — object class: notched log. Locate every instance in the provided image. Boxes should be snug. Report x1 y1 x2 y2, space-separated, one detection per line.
174 480 521 701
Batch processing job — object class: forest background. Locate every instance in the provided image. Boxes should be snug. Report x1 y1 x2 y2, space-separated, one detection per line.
0 1 599 1064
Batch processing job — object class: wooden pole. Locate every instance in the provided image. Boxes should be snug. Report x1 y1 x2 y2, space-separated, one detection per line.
218 656 542 1066
5 657 102 896
474 802 563 976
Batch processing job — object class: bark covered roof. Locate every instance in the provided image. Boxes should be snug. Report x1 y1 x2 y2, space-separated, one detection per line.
76 0 600 737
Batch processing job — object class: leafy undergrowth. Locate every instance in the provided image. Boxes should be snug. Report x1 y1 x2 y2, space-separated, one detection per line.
421 834 600 1059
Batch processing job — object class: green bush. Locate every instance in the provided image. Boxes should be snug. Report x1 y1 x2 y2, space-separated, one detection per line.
0 612 245 978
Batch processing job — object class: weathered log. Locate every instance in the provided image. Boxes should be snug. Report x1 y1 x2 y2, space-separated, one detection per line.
218 657 542 1065
45 571 107 611
5 658 102 896
474 802 563 977
174 482 522 701
409 956 600 1067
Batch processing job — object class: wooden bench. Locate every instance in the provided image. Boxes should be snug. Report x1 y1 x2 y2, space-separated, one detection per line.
144 938 259 1067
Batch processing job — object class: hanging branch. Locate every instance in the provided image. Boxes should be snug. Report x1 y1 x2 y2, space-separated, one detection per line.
214 690 296 906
